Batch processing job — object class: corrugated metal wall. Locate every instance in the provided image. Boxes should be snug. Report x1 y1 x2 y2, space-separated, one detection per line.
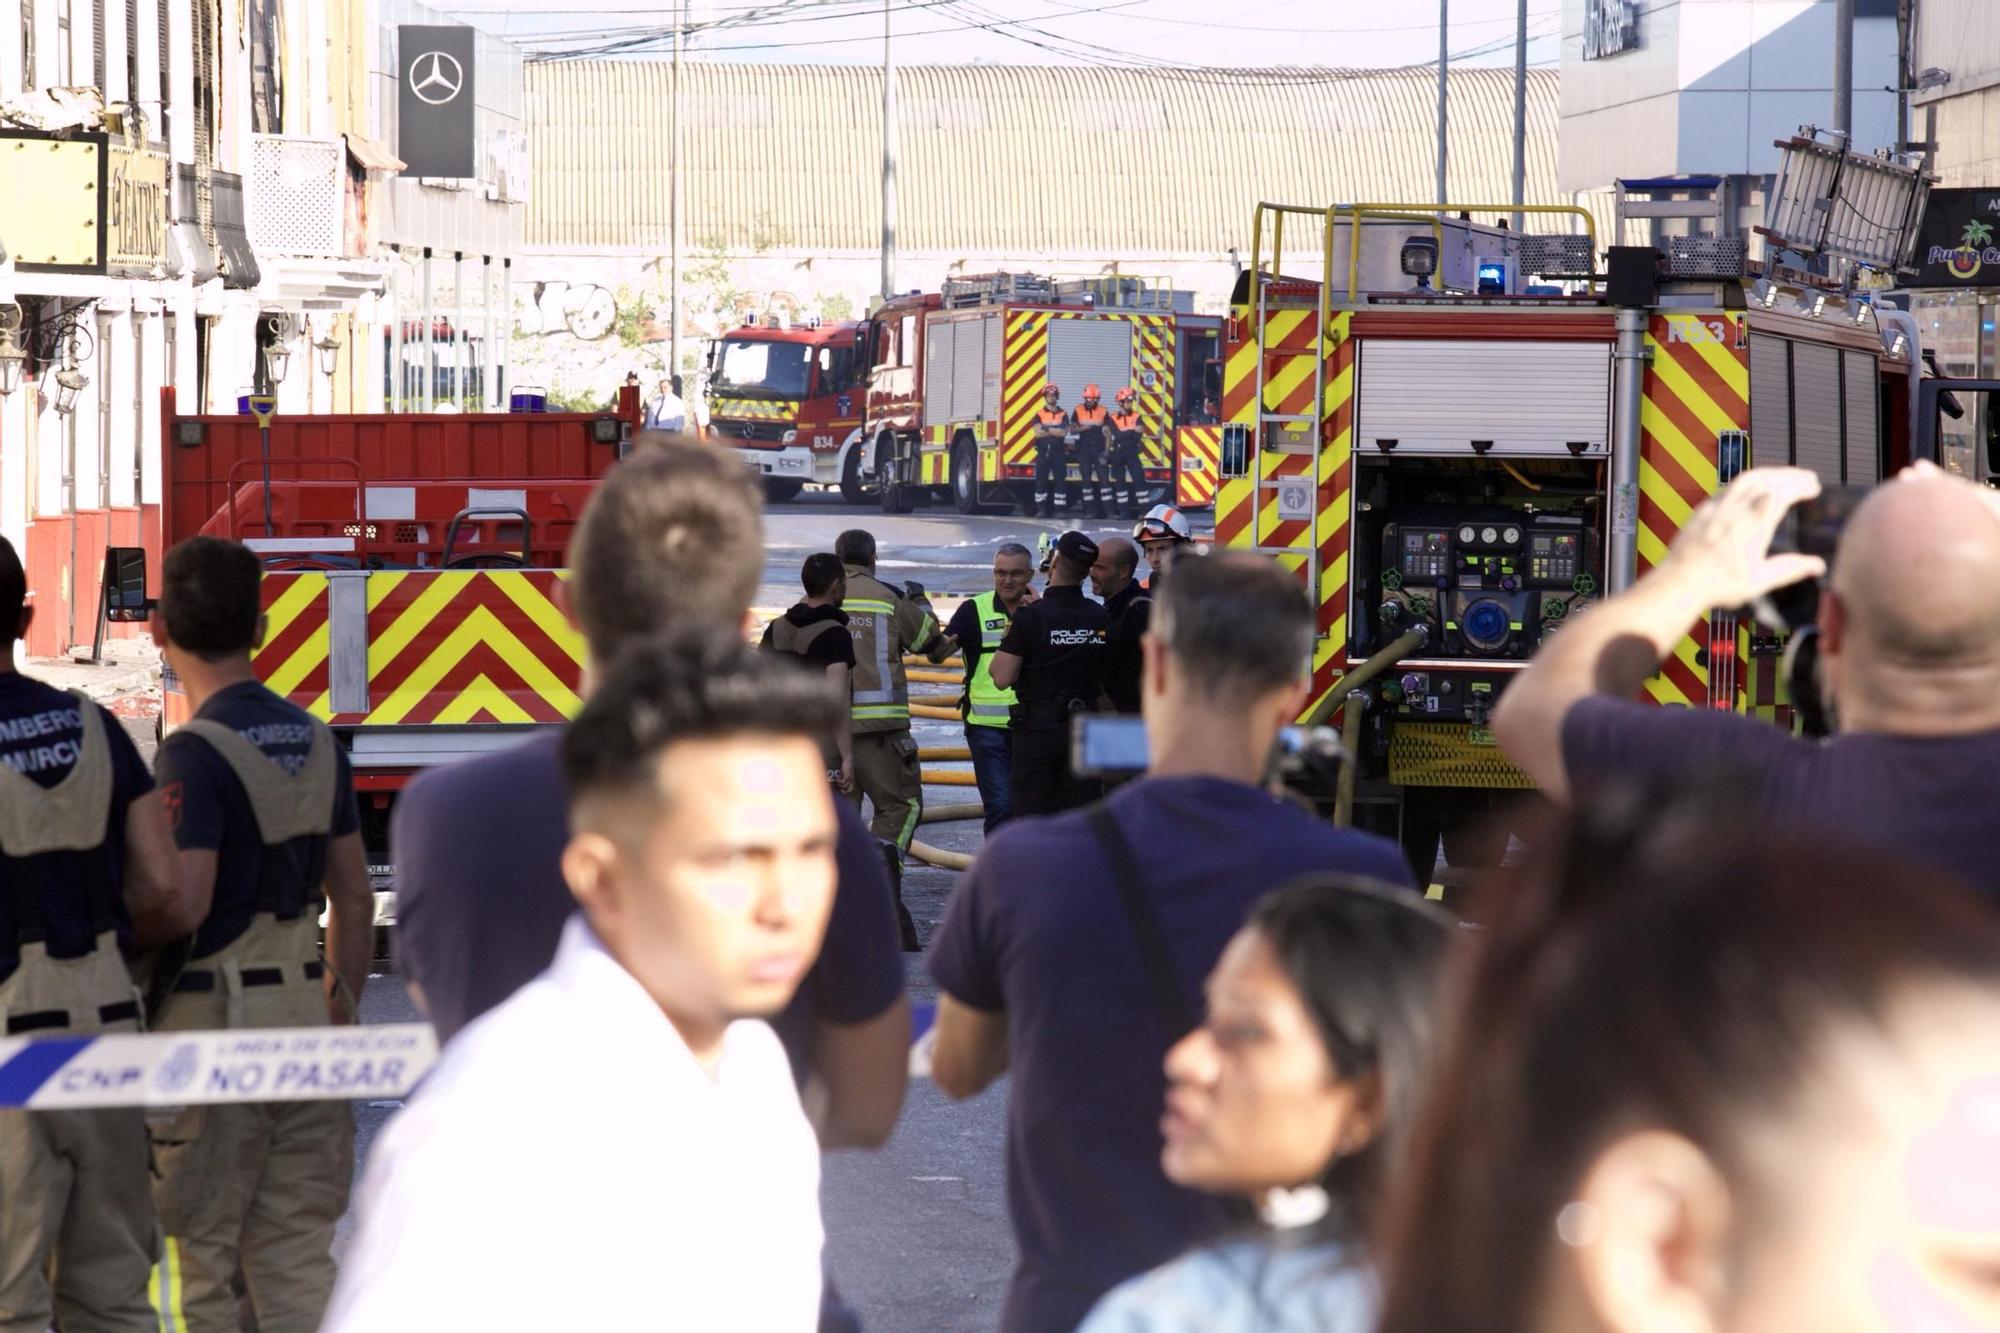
525 62 1563 254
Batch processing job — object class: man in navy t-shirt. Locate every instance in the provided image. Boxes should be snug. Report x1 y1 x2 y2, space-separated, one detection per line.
0 535 186 1333
1493 463 2000 908
929 552 1414 1333
393 442 909 1151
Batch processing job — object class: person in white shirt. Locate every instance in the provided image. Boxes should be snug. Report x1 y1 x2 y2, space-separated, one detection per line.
646 375 688 432
323 627 844 1331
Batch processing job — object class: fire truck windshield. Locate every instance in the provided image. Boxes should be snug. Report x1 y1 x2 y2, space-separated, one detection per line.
713 338 813 399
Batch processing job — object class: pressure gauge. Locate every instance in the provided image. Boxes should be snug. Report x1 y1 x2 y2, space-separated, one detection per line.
1480 526 1499 545
1458 525 1477 544
1502 525 1521 545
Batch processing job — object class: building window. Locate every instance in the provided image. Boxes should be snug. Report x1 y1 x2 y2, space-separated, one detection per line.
124 0 137 108
21 0 34 90
93 0 104 91
247 0 280 133
57 0 71 87
156 0 169 138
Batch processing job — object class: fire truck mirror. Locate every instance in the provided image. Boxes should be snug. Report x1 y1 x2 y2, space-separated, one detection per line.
102 547 152 622
1984 392 2000 476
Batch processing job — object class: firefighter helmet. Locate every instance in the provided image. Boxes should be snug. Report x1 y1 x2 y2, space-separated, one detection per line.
1082 383 1101 399
1134 504 1193 545
1042 382 1060 397
1114 387 1136 404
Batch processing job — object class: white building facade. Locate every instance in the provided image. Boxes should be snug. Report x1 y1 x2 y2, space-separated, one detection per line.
0 0 520 657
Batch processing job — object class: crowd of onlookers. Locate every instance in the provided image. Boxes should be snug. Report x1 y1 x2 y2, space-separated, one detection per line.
7 426 2000 1333
371 443 2000 1332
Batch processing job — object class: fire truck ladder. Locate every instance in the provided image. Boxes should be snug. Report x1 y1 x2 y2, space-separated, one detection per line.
1242 204 1349 636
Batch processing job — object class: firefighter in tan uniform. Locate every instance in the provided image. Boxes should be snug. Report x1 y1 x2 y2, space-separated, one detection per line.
834 529 950 951
147 537 374 1333
0 536 185 1333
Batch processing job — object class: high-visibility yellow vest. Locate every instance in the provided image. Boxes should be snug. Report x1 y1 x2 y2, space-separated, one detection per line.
965 590 1017 729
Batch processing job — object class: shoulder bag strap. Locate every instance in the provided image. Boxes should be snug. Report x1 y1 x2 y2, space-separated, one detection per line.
1085 802 1196 1042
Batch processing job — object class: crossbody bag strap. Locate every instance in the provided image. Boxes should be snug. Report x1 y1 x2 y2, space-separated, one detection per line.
1085 802 1195 1042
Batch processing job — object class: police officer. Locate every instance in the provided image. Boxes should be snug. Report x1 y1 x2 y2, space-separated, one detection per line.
835 528 949 951
1032 384 1069 519
1089 535 1149 716
0 536 184 1333
941 542 1034 831
989 531 1108 816
1108 387 1147 518
148 536 374 1333
1072 384 1112 519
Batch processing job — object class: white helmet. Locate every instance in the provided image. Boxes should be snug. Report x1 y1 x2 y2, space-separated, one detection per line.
1133 504 1193 544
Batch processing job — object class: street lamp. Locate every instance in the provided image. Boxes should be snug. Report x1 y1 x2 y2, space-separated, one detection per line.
314 333 341 377
53 365 88 414
0 327 24 397
263 340 291 386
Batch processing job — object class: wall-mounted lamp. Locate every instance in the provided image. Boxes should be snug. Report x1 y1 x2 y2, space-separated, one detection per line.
315 334 341 377
53 365 88 414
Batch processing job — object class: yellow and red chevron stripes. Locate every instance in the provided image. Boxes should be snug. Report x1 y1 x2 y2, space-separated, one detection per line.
1175 426 1222 508
1132 315 1174 469
1637 313 1746 708
710 397 800 422
1216 305 1356 717
1000 310 1055 466
254 570 585 727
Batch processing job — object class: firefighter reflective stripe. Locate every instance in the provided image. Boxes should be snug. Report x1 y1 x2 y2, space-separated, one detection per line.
965 591 1016 729
843 596 900 709
151 1235 187 1330
1637 312 1745 708
852 704 908 722
253 570 585 726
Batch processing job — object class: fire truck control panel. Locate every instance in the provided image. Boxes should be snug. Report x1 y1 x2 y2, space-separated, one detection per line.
1375 508 1600 661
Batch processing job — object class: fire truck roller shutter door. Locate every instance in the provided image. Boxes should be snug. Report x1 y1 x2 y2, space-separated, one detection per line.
1790 341 1844 488
923 317 957 424
1048 319 1134 413
1843 349 1882 483
1748 335 1794 469
1355 340 1612 456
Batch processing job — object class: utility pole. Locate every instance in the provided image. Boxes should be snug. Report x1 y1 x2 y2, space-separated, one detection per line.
1834 0 1854 136
670 0 684 381
1894 0 1911 154
1435 0 1449 209
1510 0 1527 232
881 0 898 302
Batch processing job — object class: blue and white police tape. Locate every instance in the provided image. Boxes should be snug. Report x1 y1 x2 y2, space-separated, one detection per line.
0 1024 436 1109
0 1004 943 1109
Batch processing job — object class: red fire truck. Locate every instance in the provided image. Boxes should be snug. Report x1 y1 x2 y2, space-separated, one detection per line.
865 273 1222 515
704 316 874 503
112 388 641 883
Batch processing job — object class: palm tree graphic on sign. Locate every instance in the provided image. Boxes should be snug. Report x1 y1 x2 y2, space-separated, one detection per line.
1950 220 1995 281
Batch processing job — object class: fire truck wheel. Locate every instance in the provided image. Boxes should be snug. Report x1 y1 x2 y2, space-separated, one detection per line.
763 478 806 504
840 448 879 505
952 441 981 514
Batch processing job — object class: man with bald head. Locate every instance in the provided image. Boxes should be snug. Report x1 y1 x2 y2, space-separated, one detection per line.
1494 463 2000 903
1090 535 1149 714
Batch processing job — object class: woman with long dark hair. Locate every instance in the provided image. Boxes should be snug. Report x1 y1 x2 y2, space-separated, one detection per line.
1081 878 1455 1331
1375 782 2000 1333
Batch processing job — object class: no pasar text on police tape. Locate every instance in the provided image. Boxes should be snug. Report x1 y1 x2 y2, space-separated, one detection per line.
0 1024 436 1110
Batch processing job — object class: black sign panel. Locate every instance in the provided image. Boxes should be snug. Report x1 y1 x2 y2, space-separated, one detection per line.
1913 188 2000 288
397 25 476 179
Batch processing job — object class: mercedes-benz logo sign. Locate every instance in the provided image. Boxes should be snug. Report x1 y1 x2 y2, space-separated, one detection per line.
409 50 464 106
